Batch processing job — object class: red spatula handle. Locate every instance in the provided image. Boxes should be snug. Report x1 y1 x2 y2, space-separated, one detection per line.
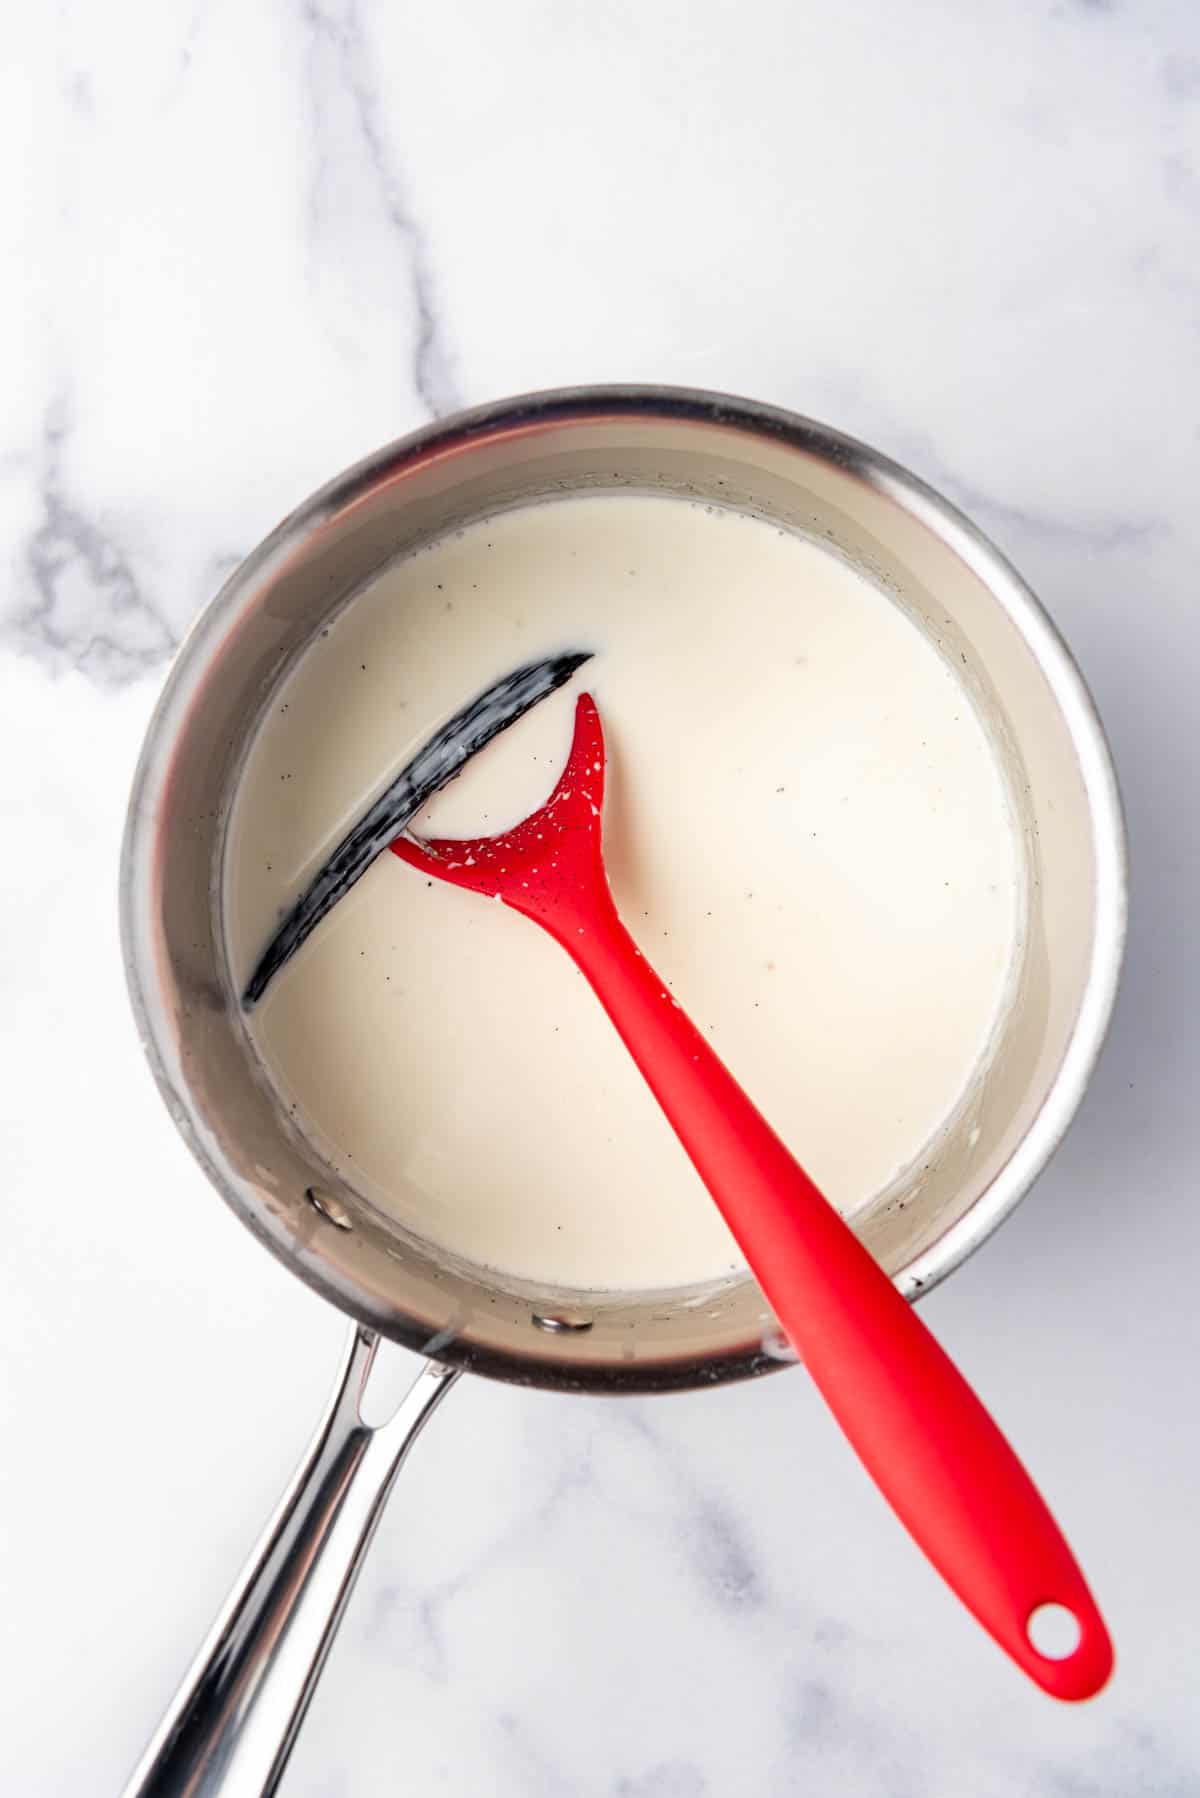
545 887 1112 1701
393 694 1111 1699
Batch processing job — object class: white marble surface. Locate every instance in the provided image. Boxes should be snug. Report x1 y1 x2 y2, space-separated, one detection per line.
2 2 1198 1792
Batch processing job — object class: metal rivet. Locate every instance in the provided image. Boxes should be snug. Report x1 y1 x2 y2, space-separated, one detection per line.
531 1312 594 1334
306 1186 353 1231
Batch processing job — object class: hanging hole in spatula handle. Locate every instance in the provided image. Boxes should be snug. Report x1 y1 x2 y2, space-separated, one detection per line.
1021 1597 1111 1701
1027 1601 1083 1659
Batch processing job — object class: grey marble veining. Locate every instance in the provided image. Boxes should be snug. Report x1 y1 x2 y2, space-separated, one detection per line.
12 397 178 680
1 2 1199 1794
297 0 460 418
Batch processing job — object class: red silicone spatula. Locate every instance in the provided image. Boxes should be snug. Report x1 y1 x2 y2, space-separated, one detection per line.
392 693 1112 1700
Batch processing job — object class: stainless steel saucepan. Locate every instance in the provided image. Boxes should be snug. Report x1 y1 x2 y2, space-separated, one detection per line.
119 386 1126 1796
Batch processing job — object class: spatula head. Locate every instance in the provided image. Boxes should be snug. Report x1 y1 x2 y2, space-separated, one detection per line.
392 693 608 928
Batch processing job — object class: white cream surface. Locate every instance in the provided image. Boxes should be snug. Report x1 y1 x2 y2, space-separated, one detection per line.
225 494 1021 1292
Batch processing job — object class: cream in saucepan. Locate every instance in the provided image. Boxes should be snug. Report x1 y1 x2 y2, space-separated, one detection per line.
224 493 1022 1292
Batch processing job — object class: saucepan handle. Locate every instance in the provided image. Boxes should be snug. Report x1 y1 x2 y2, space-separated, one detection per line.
122 1326 459 1798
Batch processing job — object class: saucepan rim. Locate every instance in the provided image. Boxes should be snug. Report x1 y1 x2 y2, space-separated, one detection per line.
119 384 1128 1391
